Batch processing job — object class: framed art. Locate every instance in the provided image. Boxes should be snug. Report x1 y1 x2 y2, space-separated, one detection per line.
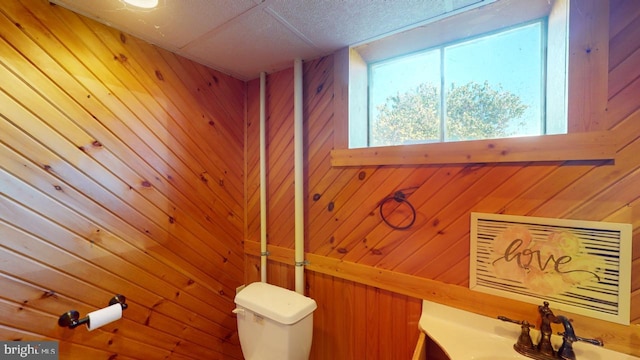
470 212 632 324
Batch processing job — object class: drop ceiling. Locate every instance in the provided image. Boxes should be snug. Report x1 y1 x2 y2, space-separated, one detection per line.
50 0 489 81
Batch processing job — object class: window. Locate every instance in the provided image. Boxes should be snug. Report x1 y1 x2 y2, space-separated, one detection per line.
369 21 546 146
332 0 616 166
348 0 569 149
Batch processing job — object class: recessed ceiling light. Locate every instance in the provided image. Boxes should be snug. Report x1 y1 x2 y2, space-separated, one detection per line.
123 0 158 9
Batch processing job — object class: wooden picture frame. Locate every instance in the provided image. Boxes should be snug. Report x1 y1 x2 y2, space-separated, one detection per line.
470 212 632 325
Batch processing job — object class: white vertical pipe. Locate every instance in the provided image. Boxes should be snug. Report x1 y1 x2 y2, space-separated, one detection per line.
260 72 268 283
294 59 305 294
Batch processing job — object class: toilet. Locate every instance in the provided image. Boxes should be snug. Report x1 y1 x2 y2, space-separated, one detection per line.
233 282 317 360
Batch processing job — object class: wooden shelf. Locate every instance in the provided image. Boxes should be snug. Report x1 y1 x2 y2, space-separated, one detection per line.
331 130 617 166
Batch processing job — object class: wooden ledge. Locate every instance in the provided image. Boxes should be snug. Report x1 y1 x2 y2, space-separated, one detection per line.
331 131 616 166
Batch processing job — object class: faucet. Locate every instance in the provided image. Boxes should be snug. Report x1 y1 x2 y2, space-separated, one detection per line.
538 301 561 356
499 302 604 360
556 315 578 360
556 315 604 360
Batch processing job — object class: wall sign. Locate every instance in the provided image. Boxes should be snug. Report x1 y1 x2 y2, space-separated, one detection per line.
470 212 631 325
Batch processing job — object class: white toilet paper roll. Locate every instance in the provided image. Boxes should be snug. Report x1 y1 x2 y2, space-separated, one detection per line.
86 303 122 331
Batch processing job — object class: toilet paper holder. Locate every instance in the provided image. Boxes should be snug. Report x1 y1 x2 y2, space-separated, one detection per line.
58 294 128 329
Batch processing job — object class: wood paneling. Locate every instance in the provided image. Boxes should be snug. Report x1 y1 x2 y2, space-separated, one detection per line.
0 0 244 358
2 0 640 359
245 0 640 357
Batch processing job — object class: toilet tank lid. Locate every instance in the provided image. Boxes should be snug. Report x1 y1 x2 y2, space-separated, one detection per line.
234 282 317 324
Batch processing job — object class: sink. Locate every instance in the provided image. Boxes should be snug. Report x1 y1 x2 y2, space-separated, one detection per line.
418 300 639 360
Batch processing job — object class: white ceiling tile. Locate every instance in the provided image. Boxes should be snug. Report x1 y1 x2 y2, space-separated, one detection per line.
51 0 259 49
264 0 454 50
182 6 318 79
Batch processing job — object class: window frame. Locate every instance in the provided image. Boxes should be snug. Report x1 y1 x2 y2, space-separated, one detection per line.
331 0 615 166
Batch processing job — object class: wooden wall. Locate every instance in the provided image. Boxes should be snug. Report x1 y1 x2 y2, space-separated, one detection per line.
0 0 245 359
245 0 640 358
2 0 639 359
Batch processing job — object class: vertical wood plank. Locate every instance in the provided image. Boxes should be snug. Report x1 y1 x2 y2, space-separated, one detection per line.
365 287 380 359
333 47 349 149
568 0 610 132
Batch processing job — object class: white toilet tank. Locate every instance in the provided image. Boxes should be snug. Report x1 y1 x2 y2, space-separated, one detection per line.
233 282 317 360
